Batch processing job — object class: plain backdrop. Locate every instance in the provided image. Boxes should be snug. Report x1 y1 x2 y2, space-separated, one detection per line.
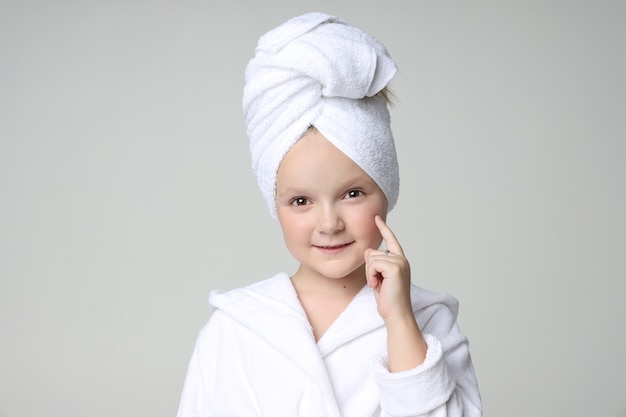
1 1 625 416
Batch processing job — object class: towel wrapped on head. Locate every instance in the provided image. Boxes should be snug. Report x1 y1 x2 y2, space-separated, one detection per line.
243 12 400 218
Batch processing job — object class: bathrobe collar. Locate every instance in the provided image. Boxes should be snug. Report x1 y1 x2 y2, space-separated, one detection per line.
209 273 385 357
208 272 459 416
209 273 345 415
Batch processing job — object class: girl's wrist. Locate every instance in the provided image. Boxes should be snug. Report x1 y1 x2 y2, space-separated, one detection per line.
381 298 417 327
384 310 420 333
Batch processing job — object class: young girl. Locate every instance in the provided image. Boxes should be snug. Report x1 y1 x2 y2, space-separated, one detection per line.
177 12 482 417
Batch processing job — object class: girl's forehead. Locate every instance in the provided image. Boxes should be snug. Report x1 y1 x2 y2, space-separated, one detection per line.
277 136 378 190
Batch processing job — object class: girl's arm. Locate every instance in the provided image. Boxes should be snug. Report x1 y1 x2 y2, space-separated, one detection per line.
364 215 426 372
365 215 482 416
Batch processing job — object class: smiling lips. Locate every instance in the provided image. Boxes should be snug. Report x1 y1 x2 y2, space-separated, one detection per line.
314 242 354 254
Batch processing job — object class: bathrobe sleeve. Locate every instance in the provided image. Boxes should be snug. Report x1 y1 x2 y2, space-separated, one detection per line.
371 302 482 417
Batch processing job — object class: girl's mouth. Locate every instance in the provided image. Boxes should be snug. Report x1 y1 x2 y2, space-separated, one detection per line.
314 242 354 254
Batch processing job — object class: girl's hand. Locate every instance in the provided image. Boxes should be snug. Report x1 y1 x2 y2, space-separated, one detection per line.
365 215 427 371
364 215 413 322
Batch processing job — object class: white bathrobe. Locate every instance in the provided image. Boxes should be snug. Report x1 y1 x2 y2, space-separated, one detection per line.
177 273 482 417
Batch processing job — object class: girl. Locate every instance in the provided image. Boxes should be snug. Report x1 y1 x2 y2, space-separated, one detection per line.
177 12 482 417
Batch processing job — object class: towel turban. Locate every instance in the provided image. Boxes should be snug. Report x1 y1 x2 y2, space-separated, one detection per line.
243 12 400 218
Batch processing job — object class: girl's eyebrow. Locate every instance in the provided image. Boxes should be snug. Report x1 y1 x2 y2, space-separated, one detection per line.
278 174 373 195
336 174 373 189
276 187 310 197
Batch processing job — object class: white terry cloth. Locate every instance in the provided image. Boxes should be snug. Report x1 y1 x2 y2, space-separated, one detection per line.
177 273 483 417
243 12 400 218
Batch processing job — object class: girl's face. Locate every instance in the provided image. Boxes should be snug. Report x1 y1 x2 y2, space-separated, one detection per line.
275 129 388 283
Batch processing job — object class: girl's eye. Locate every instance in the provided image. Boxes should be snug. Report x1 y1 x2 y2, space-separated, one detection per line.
290 197 310 206
345 189 364 199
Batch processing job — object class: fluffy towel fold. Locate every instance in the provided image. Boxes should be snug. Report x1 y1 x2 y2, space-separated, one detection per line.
243 12 400 218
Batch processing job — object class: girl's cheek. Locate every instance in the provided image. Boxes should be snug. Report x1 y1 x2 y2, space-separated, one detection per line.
360 212 384 241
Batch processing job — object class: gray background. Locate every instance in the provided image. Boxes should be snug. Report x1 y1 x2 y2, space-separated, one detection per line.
1 1 625 416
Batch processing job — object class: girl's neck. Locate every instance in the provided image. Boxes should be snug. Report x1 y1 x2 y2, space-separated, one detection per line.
290 264 367 342
290 264 366 298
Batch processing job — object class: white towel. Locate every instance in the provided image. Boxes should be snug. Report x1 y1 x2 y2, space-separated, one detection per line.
243 12 400 218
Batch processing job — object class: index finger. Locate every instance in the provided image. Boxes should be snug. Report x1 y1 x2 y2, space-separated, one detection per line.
374 215 405 256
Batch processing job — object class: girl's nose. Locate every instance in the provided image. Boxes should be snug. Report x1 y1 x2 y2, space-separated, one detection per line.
317 206 345 234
